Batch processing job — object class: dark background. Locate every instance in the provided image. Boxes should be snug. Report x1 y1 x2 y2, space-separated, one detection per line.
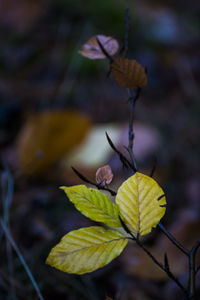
0 0 200 299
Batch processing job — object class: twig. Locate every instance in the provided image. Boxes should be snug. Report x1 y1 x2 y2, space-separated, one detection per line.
196 265 200 275
158 223 189 256
96 38 113 63
188 240 200 299
71 167 117 196
1 168 16 299
127 88 141 171
105 132 136 171
124 6 130 57
0 219 44 300
119 217 188 297
135 237 188 297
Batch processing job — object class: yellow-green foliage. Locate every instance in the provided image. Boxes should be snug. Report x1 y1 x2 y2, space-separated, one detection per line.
46 172 166 274
116 172 166 236
60 185 121 227
46 226 128 274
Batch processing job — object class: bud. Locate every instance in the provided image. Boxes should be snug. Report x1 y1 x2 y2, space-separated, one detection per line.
96 165 113 186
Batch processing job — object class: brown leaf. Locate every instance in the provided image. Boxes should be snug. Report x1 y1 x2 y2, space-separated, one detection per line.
96 165 113 186
111 58 147 88
17 110 91 177
78 35 119 59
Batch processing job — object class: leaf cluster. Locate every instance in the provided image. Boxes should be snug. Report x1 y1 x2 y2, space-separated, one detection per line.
46 172 166 274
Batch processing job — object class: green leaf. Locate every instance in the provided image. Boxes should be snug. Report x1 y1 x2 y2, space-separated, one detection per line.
116 172 166 236
60 185 121 227
46 226 128 274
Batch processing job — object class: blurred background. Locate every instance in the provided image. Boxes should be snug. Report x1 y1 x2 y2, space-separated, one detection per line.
0 0 200 299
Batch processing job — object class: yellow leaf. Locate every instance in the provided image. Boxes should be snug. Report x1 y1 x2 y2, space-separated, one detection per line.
17 110 91 177
116 172 166 236
78 35 119 59
46 226 128 274
111 58 147 88
61 185 121 227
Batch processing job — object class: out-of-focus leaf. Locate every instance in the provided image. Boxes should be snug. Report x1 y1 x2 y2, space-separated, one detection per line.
0 0 46 31
60 185 121 227
46 226 128 274
96 165 113 186
79 35 119 59
62 123 120 169
116 172 166 236
111 58 147 88
17 110 91 177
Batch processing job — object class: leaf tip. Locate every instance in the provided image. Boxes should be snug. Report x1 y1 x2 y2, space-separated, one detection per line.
59 186 65 190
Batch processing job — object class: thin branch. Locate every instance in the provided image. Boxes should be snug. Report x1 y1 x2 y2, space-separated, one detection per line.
1 168 16 299
119 217 188 297
135 237 188 297
124 6 130 57
105 132 136 172
96 38 113 63
158 223 189 256
196 265 200 275
0 219 44 300
188 240 200 299
71 167 116 196
127 88 141 171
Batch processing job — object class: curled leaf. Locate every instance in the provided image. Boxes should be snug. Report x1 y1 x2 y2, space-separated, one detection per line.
116 172 166 236
46 226 128 274
78 35 119 59
96 165 113 186
111 58 147 88
61 185 121 227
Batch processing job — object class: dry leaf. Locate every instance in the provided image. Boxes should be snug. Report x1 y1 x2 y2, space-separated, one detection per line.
111 58 147 88
79 35 119 59
17 110 91 177
96 165 113 186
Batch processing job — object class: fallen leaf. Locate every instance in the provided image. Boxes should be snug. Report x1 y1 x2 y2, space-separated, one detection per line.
79 35 119 59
